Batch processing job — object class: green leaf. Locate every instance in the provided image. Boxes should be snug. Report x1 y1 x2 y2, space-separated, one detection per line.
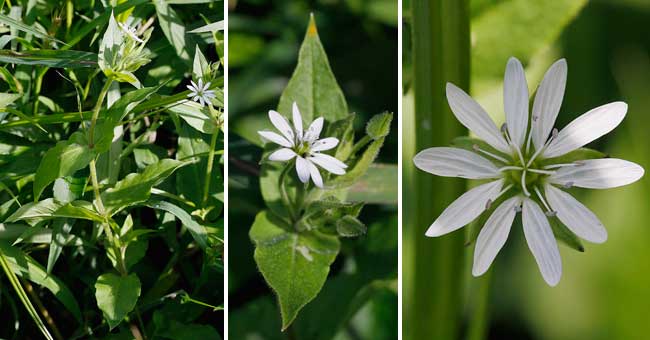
156 321 222 340
336 216 367 237
53 176 86 204
0 14 63 44
146 200 208 250
250 210 340 330
0 93 21 108
276 14 348 123
107 239 148 272
0 49 97 68
175 123 221 206
47 219 73 274
95 272 141 329
167 102 217 134
365 111 393 140
188 21 224 33
6 199 104 224
154 0 195 62
304 197 363 232
192 47 210 81
330 136 385 188
33 131 95 201
326 114 356 161
98 12 123 76
548 215 584 252
0 241 82 322
345 164 398 205
101 159 187 215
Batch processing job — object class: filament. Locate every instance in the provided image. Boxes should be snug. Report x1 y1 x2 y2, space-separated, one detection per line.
473 144 509 163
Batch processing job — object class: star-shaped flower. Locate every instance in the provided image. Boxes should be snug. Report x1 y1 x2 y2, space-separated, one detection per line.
118 22 144 43
186 78 216 107
258 102 347 188
413 57 644 286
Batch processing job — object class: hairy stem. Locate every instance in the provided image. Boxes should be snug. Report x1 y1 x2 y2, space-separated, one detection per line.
278 162 296 222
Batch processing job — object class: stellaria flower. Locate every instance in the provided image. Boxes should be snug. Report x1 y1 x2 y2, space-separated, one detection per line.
187 78 216 107
118 22 144 43
413 57 644 286
258 102 347 188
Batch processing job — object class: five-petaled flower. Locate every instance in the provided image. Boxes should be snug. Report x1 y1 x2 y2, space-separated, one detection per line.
187 79 216 107
118 22 144 43
413 57 644 286
258 102 347 188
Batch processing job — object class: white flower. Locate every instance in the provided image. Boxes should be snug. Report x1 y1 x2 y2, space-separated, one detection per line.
258 102 347 188
186 79 216 107
413 57 644 286
118 22 144 43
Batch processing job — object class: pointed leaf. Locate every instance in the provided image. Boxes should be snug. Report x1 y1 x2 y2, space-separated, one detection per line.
95 272 141 329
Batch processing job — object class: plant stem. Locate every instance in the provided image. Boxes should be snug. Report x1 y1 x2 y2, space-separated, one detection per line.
406 1 470 340
278 162 296 222
466 271 491 340
88 79 113 146
202 129 220 207
349 135 371 156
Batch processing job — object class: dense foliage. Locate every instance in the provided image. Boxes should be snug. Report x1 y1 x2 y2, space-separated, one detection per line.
0 1 224 339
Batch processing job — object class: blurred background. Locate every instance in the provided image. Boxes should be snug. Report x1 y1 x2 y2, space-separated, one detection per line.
228 0 397 338
403 0 650 339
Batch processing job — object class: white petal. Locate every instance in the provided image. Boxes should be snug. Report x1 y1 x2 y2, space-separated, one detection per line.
268 148 297 162
548 158 644 189
446 83 510 153
544 184 607 243
292 102 303 140
197 78 204 89
307 160 323 188
413 147 501 180
425 179 504 237
542 102 627 158
204 81 212 91
258 131 293 148
268 110 295 145
504 57 529 148
522 198 562 286
304 117 324 142
311 137 339 152
295 156 310 183
472 196 520 276
531 59 567 151
308 153 347 175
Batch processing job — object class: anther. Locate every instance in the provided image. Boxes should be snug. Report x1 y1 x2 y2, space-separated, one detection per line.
545 211 557 217
514 204 522 212
485 199 493 210
563 182 574 189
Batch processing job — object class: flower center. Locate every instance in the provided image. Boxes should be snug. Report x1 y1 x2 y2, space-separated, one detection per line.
295 141 311 157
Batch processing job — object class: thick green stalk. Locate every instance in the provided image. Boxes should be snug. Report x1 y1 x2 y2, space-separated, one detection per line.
466 271 491 340
202 129 220 207
405 1 470 340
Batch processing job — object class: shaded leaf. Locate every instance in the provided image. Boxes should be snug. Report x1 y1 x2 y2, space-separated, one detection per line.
0 49 96 68
146 200 208 249
95 272 141 329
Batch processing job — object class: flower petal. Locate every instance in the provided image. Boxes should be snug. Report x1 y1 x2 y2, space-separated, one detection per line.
446 83 510 153
307 160 323 188
311 137 339 152
544 184 607 243
292 102 303 140
504 57 529 148
425 179 504 237
542 102 627 158
268 148 297 162
548 158 644 189
268 110 295 145
258 131 293 148
522 198 562 286
295 156 310 183
413 147 501 179
308 153 347 175
304 117 324 142
472 196 520 276
531 59 567 151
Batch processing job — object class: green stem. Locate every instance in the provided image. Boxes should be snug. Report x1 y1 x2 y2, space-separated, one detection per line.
278 162 296 222
88 79 113 146
349 135 371 156
466 271 491 340
406 1 470 340
202 129 220 207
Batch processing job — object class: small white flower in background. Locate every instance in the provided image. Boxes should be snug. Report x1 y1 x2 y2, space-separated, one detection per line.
187 78 215 107
413 57 644 286
118 22 144 43
258 102 347 188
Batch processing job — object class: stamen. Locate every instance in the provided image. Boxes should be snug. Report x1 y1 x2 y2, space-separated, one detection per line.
499 166 523 172
543 162 583 170
473 144 509 163
496 184 514 198
485 199 492 210
514 204 522 212
521 171 530 196
525 129 533 154
527 168 556 175
563 181 574 189
526 128 558 168
533 186 553 213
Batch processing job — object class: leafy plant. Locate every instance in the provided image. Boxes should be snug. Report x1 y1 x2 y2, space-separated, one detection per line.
247 15 394 331
0 1 223 339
